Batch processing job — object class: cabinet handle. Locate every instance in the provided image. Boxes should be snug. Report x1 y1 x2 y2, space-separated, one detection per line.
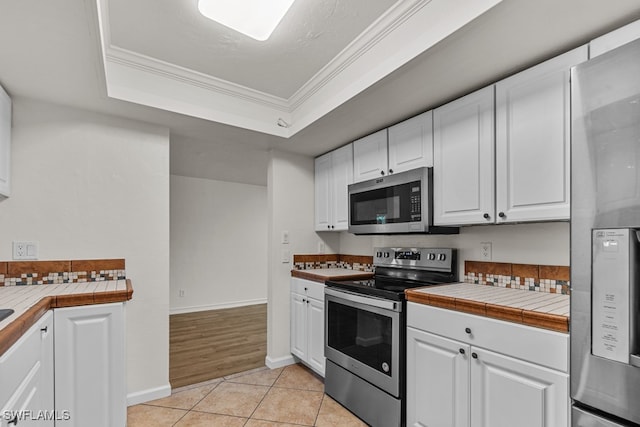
483 213 490 220
472 352 478 359
459 348 465 355
8 414 18 425
389 169 393 174
498 212 506 218
41 326 48 333
380 170 385 176
465 327 472 334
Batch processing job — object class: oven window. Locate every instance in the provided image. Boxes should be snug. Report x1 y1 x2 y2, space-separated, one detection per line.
350 180 421 225
327 300 393 376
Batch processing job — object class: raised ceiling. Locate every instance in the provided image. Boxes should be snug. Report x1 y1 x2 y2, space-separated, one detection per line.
107 0 398 99
98 0 505 137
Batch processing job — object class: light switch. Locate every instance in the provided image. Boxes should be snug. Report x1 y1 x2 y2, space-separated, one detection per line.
282 231 290 244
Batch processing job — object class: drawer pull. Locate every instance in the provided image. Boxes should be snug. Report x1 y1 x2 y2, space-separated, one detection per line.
41 326 48 333
465 327 472 334
459 348 465 355
472 352 478 359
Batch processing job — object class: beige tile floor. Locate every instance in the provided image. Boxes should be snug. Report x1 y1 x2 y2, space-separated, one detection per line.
128 364 368 426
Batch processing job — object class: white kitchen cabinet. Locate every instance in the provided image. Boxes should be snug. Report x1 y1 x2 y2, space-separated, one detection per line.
0 312 54 427
0 84 11 199
406 327 469 427
495 46 587 223
433 86 495 225
54 303 126 427
352 129 388 183
290 278 325 376
315 143 353 231
406 303 569 427
387 111 433 174
352 115 433 184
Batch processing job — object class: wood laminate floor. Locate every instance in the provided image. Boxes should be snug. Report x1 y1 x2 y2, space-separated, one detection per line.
170 304 267 388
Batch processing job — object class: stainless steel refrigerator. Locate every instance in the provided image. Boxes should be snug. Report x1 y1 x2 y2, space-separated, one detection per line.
571 38 640 426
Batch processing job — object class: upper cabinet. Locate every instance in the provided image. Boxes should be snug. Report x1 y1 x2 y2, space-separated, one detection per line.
434 46 587 226
353 129 388 183
315 143 353 231
0 84 11 199
388 111 434 174
495 45 587 223
353 113 434 183
433 86 495 226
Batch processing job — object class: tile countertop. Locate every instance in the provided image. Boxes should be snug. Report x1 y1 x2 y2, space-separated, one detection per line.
0 279 133 356
406 282 570 333
291 268 374 283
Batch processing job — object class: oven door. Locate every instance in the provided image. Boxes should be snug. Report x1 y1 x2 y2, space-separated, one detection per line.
325 287 401 397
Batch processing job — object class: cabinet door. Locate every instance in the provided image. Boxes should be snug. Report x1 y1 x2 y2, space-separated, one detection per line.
0 84 10 199
353 129 388 183
0 312 54 427
434 86 495 225
331 144 353 231
388 111 433 173
290 292 307 360
496 46 587 223
306 297 325 376
406 327 470 427
54 303 125 427
470 347 569 427
314 152 333 231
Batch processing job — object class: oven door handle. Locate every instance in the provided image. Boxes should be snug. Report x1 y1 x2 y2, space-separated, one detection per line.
325 287 402 312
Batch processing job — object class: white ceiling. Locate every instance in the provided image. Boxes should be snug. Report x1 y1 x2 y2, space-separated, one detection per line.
1 0 640 186
108 0 397 99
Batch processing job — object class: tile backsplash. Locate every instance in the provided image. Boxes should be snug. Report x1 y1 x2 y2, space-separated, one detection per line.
293 254 373 272
0 259 126 286
464 260 570 295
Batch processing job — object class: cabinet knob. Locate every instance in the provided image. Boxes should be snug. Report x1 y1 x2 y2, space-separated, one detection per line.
306 300 310 304
302 298 306 303
389 169 394 174
380 170 385 176
465 327 472 334
304 287 308 291
331 225 335 229
498 212 506 218
472 352 478 359
459 348 465 355
327 225 330 229
483 213 490 219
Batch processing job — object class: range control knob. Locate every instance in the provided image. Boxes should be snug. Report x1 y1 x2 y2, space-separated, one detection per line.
438 253 446 261
384 252 390 258
376 251 382 258
428 253 436 261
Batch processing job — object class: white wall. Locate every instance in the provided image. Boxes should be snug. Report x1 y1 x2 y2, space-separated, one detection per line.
170 175 267 313
266 150 317 367
338 222 570 274
0 98 171 403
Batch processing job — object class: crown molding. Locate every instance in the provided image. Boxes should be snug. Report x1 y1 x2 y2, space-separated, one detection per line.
287 0 431 110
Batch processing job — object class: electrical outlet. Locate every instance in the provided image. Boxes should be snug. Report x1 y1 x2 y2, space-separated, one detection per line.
179 289 185 297
13 241 39 260
480 242 492 261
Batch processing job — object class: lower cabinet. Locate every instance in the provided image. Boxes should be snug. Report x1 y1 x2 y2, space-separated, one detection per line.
290 278 325 376
54 303 126 427
407 303 569 427
0 312 54 427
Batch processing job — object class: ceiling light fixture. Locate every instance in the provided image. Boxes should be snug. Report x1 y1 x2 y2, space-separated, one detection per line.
197 0 296 42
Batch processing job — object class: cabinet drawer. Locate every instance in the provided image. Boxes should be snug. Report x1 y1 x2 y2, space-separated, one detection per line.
0 311 52 406
407 303 568 372
291 278 324 301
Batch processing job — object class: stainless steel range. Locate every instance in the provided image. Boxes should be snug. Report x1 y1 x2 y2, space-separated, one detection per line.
324 247 458 427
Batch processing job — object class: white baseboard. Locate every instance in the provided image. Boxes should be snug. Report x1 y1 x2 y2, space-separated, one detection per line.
169 298 267 315
265 354 297 369
127 383 172 406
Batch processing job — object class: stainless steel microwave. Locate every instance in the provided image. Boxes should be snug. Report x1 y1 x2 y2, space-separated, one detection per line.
348 167 458 235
